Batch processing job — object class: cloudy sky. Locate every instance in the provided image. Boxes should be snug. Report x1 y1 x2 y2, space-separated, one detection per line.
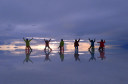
0 0 128 41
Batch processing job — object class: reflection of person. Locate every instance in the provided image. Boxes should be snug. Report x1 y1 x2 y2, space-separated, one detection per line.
88 38 95 50
44 39 52 51
58 39 64 52
59 51 64 62
98 50 106 60
97 39 105 51
89 48 96 61
23 50 33 63
74 38 80 50
44 50 51 62
23 37 33 51
74 48 80 61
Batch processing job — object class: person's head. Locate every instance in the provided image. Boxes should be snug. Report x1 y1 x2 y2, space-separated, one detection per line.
101 39 103 42
75 39 77 42
26 39 28 41
61 39 63 41
90 40 93 42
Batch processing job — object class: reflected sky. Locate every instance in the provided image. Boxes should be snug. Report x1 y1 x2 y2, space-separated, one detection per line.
0 37 128 84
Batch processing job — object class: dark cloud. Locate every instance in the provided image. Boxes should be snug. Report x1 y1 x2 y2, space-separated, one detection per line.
0 0 128 41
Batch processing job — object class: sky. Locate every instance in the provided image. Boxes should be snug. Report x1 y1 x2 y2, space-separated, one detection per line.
0 0 128 41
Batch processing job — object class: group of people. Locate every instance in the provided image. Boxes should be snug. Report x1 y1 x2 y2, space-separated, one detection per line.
23 37 106 52
23 37 106 63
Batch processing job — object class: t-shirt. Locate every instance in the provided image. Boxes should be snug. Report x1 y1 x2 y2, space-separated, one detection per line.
60 41 64 47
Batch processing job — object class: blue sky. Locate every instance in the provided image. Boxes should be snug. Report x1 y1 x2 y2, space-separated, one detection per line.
0 0 128 42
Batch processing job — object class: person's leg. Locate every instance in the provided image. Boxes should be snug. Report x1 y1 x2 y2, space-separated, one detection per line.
88 46 91 50
44 46 47 51
98 47 101 50
29 46 32 51
48 46 52 51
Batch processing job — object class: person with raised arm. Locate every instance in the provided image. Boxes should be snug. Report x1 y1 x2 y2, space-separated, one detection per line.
97 39 106 51
88 38 95 50
44 39 52 51
74 38 80 50
23 37 33 51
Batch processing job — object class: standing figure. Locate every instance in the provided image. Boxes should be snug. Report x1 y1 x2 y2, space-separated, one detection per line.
88 38 95 50
58 39 64 52
74 38 80 50
44 39 52 51
97 39 105 51
23 37 33 51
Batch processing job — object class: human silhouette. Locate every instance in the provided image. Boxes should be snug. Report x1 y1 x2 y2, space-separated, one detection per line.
98 50 106 60
74 48 80 61
23 37 33 51
23 50 33 63
89 48 96 61
44 50 51 62
58 50 64 62
74 38 80 50
44 39 52 51
88 38 95 50
58 39 64 52
97 39 105 51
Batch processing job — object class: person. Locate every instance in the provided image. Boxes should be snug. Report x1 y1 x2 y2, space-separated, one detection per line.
74 38 80 50
88 38 95 50
44 39 52 51
97 39 105 51
58 39 64 52
23 37 33 51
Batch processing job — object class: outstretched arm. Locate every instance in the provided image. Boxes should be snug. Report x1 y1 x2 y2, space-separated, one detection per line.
23 37 26 42
49 39 51 42
78 38 80 42
29 38 33 42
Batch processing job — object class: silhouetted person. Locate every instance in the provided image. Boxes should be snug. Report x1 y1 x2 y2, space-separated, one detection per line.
23 50 33 63
89 48 96 61
58 50 64 62
74 38 80 50
98 50 106 60
44 39 52 51
97 39 105 51
58 39 64 52
44 50 51 62
74 48 80 61
23 37 33 51
88 38 95 50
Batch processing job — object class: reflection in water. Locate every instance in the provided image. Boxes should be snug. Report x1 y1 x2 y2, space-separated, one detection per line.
44 50 51 62
58 49 64 62
23 49 33 63
89 48 96 61
74 48 80 61
98 50 106 60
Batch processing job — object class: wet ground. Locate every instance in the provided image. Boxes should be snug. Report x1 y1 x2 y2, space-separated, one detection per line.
0 37 128 84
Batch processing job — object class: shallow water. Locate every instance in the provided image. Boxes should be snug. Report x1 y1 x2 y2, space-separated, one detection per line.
0 37 128 84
